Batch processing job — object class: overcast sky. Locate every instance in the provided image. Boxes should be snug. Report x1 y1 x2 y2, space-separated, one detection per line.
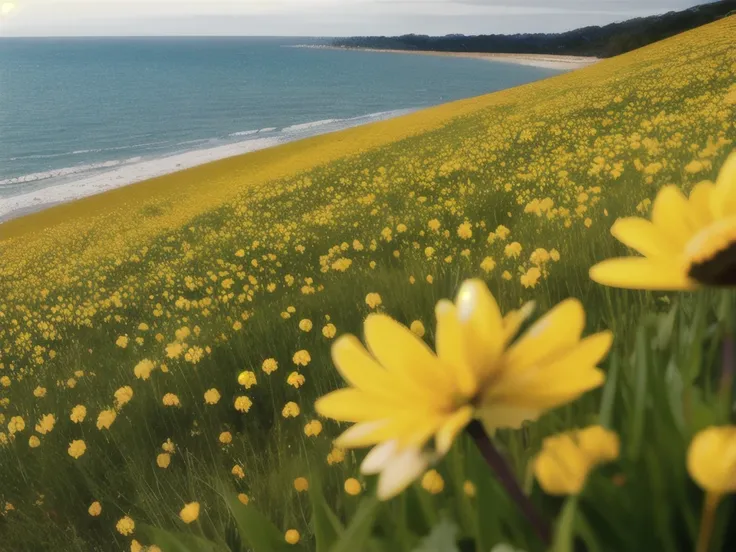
0 0 709 37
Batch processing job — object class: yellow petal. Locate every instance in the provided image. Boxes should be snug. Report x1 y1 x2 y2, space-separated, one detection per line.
361 440 399 475
712 152 736 218
376 447 432 500
534 437 588 495
501 301 536 347
335 420 391 448
504 298 584 371
455 279 505 379
576 426 620 463
435 300 477 396
331 335 404 399
652 185 698 248
687 426 736 494
364 314 455 400
435 405 474 454
610 217 681 260
688 181 715 227
315 389 399 422
590 257 696 290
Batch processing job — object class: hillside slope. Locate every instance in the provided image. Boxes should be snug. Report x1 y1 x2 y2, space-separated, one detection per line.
0 16 734 551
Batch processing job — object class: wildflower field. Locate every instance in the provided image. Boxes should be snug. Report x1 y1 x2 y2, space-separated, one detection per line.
1 16 735 552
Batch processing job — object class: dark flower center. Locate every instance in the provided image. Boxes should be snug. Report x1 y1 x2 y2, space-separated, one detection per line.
688 240 736 286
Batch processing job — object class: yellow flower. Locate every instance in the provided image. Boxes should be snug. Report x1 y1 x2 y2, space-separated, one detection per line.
687 426 736 494
34 413 55 435
28 435 40 448
68 440 87 459
162 393 181 407
282 401 300 418
480 257 496 273
179 502 200 524
116 336 129 348
504 242 522 258
234 396 253 413
315 279 610 499
204 388 221 405
219 431 233 444
96 409 116 430
421 470 445 494
116 516 135 536
344 478 362 496
133 359 155 380
534 425 619 495
237 493 250 505
502 270 512 281
463 480 477 498
365 293 382 309
285 529 300 545
232 465 245 479
410 320 425 337
70 404 87 423
327 447 346 465
88 501 102 516
293 477 309 492
131 540 143 552
287 372 306 388
304 420 323 436
237 371 257 389
157 452 171 468
457 221 473 239
298 319 313 332
33 386 46 398
292 350 311 366
162 438 176 453
590 152 736 289
520 267 542 289
322 323 337 339
262 358 279 374
114 386 134 409
6 416 23 434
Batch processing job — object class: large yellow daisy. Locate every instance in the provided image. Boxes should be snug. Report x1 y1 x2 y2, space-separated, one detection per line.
315 279 611 499
590 151 736 290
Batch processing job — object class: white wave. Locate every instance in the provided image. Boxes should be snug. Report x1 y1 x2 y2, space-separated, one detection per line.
0 159 127 186
281 119 341 133
229 129 260 137
258 127 277 133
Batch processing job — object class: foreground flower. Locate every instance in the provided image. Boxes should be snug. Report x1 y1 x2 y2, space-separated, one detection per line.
687 426 736 552
590 152 736 289
315 279 611 499
533 425 620 495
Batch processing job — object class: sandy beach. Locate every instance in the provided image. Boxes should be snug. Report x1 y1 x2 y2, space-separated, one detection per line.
294 45 599 70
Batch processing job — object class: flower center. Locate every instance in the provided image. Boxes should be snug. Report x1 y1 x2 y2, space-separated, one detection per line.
685 218 736 286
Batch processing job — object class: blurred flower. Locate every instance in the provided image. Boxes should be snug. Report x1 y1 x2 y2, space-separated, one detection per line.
204 388 221 405
344 478 362 496
88 501 102 517
687 426 736 494
365 293 382 309
179 502 200 524
116 516 135 536
293 477 309 492
534 425 619 495
262 358 279 374
285 529 300 545
590 151 736 289
421 470 445 494
68 439 86 459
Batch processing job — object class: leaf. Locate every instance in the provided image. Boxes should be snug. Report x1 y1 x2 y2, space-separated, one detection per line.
309 474 344 551
598 352 619 429
330 496 380 552
223 493 304 552
139 524 222 552
551 496 578 552
411 517 460 552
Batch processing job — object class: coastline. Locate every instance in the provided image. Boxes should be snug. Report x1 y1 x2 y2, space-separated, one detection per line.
0 110 414 224
293 45 599 70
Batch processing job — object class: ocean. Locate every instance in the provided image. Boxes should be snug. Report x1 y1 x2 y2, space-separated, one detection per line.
0 37 559 220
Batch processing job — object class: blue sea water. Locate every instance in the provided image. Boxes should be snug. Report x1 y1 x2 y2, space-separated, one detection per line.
0 37 559 209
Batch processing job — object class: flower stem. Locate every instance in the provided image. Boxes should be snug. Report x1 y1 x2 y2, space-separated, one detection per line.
696 491 721 552
467 420 551 545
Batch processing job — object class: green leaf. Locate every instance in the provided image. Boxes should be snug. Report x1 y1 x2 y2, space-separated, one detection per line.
628 326 649 460
309 474 344 551
330 496 380 552
139 524 222 552
598 352 619 429
223 493 303 552
411 517 460 552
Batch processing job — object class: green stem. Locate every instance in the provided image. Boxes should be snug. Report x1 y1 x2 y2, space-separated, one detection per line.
553 495 579 552
467 420 551 546
696 492 721 552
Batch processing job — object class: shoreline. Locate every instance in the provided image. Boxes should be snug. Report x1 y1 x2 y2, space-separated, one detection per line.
292 45 600 70
0 110 414 224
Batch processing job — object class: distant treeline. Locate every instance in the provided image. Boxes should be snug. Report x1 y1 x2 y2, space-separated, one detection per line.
331 1 736 58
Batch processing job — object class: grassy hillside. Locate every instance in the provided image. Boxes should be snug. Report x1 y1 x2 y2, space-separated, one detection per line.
0 16 734 551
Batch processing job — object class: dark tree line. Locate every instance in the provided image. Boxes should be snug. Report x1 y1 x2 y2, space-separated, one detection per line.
331 1 736 58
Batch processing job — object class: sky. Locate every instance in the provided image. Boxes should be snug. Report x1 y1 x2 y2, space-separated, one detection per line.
0 0 710 37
